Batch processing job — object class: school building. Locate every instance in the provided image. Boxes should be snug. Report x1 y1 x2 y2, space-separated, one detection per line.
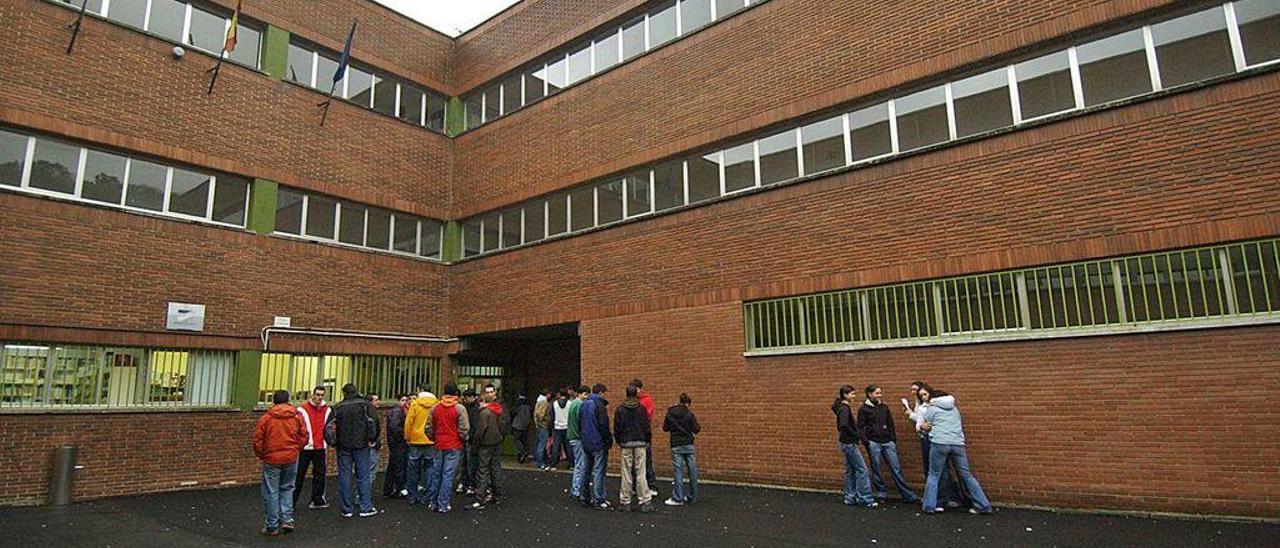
0 0 1278 518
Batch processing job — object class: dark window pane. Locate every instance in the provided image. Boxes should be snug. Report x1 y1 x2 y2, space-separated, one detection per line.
681 0 713 33
502 74 522 115
1237 0 1280 67
526 66 548 104
481 212 500 252
849 103 892 161
570 186 594 231
347 67 373 106
393 215 418 253
896 86 949 151
653 161 684 211
650 1 678 47
147 0 185 42
366 208 391 249
274 188 303 234
500 209 521 248
1152 8 1235 87
758 130 798 185
597 180 624 224
622 17 646 61
81 150 126 205
624 171 651 217
1016 51 1075 120
287 44 313 85
523 201 545 242
169 169 211 218
304 195 336 238
595 32 620 73
715 0 745 19
567 44 592 84
801 116 845 175
229 24 261 68
400 86 425 125
547 193 568 235
0 130 27 187
483 85 501 121
465 94 483 129
212 175 249 226
426 94 446 131
107 0 146 29
125 160 166 212
723 143 755 193
29 139 78 195
339 202 366 245
462 219 481 257
316 54 341 90
373 77 397 116
687 154 720 203
419 220 442 259
1078 30 1152 107
187 7 225 53
952 69 1013 138
546 57 568 94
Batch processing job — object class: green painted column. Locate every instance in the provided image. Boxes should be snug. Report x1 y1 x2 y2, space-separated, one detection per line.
445 96 465 137
442 220 462 262
261 25 290 81
233 350 263 411
246 178 279 235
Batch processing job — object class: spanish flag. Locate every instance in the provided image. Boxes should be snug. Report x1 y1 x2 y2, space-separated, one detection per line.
224 0 242 53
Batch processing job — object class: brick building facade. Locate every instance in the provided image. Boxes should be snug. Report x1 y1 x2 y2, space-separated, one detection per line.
0 0 1277 518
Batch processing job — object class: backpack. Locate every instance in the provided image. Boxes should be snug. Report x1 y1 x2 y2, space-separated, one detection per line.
323 414 338 448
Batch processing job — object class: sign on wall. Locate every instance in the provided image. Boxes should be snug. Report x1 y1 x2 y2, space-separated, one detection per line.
166 303 205 332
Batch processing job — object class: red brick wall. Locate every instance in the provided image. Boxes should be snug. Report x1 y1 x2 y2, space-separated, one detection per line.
452 0 1189 217
581 302 1280 517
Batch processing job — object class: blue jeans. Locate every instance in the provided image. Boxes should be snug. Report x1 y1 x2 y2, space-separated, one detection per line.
261 460 298 530
839 442 875 506
405 445 435 505
671 444 698 503
337 447 374 514
919 436 967 506
534 428 551 467
432 449 461 508
923 443 991 512
865 441 919 502
588 449 608 505
569 439 586 498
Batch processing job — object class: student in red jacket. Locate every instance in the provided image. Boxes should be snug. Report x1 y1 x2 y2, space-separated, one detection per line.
427 384 470 512
255 390 308 536
294 386 331 509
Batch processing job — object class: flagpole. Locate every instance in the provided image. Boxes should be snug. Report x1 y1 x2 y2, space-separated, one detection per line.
207 1 240 95
320 19 357 127
318 80 339 127
206 54 226 95
65 0 89 54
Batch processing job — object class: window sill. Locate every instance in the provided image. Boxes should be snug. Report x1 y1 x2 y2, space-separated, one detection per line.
0 405 240 415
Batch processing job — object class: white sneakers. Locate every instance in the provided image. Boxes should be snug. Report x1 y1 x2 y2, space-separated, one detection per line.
664 498 684 506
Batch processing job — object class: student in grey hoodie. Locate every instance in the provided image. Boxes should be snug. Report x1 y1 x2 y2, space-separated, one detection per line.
917 385 992 515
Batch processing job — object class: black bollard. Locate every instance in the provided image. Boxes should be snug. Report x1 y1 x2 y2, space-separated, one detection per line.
50 446 77 506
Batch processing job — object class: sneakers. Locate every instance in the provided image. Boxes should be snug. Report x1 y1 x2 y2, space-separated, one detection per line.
649 489 659 498
358 508 378 517
639 503 654 513
308 500 329 509
946 501 961 509
438 505 452 514
593 501 613 511
969 507 992 515
865 502 880 508
427 503 437 512
664 498 684 506
261 527 280 537
280 522 295 534
341 512 354 518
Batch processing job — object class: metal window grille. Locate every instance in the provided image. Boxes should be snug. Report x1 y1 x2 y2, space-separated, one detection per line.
744 239 1280 353
0 344 235 409
258 353 440 404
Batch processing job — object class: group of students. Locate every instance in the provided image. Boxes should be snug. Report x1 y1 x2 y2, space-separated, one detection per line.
832 381 993 515
251 377 702 535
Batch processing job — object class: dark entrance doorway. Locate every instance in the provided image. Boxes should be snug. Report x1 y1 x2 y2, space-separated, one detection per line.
451 323 580 406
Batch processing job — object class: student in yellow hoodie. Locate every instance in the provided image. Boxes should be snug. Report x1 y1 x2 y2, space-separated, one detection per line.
404 390 438 506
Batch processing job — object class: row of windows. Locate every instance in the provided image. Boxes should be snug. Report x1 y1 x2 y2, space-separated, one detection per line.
55 0 261 68
275 187 444 260
0 343 235 408
0 127 250 227
744 239 1280 353
459 1 1280 258
285 40 447 133
257 353 440 405
462 0 770 130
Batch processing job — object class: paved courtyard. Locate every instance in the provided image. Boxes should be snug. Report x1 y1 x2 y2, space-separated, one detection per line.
2 468 1275 547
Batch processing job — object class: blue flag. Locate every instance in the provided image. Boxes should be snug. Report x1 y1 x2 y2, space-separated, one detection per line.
334 20 357 85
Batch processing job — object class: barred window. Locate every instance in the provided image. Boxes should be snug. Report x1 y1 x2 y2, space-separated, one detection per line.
257 353 440 404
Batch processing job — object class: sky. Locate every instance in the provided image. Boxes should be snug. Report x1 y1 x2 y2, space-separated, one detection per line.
372 0 521 37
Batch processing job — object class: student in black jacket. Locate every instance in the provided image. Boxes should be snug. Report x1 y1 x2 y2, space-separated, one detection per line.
833 384 877 507
662 393 701 506
613 385 653 512
857 385 920 503
328 384 379 517
382 394 410 498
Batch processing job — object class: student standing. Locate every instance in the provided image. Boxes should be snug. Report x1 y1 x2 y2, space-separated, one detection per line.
471 384 506 509
614 384 653 512
579 383 613 510
858 385 919 503
833 384 877 508
365 393 382 489
294 386 331 510
459 388 482 495
632 379 658 497
566 385 589 501
329 384 380 518
906 382 966 508
255 390 308 536
917 385 992 515
427 384 470 513
662 393 700 506
511 394 532 464
550 388 573 469
382 394 410 498
533 389 553 470
404 390 438 506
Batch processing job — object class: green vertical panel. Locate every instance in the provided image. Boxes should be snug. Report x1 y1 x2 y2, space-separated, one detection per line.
233 350 263 411
442 220 462 262
446 96 466 137
261 25 290 81
247 178 279 235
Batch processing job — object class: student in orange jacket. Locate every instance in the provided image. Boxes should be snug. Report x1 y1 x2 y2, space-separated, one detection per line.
254 390 309 536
